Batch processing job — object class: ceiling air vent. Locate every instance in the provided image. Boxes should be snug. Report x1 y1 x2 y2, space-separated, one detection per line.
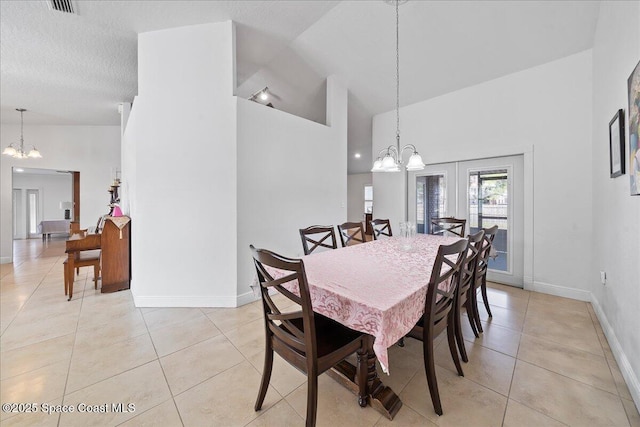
46 0 76 14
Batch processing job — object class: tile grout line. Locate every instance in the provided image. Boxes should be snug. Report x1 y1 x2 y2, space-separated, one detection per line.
0 257 58 339
0 255 66 427
57 253 88 427
505 294 571 427
140 307 186 427
501 289 528 426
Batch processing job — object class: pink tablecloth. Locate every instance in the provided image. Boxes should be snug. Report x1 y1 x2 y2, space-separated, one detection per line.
294 234 461 374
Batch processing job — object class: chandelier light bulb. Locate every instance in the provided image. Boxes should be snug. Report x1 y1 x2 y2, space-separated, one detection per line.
3 145 17 156
406 153 426 171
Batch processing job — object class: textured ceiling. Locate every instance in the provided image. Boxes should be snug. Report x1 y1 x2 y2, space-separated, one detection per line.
0 0 338 125
1 1 600 174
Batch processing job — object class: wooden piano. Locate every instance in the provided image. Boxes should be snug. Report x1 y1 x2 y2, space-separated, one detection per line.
65 216 131 300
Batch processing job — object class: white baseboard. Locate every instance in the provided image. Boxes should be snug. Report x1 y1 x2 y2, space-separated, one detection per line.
237 290 260 307
523 275 534 288
526 280 592 301
133 295 238 308
591 296 640 410
0 257 12 265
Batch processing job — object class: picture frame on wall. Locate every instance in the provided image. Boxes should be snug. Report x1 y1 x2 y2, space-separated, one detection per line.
609 109 625 178
628 60 640 195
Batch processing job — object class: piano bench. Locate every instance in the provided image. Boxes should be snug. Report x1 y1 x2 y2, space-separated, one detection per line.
63 251 101 299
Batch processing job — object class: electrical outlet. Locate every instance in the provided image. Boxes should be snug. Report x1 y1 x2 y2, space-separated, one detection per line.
600 271 607 285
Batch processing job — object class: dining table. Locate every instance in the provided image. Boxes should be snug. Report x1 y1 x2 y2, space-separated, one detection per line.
290 232 462 420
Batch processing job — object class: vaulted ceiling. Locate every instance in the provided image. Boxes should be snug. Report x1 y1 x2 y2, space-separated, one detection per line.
0 1 600 173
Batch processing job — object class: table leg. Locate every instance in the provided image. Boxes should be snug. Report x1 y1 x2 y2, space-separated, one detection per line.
362 336 402 420
327 335 402 420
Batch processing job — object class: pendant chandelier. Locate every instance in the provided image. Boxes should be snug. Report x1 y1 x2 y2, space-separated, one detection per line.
2 109 42 159
372 0 424 173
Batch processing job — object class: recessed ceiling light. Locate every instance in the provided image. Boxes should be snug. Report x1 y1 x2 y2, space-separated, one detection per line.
354 153 361 159
15 168 24 172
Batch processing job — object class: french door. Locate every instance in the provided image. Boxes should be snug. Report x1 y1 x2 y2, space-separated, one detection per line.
414 155 524 287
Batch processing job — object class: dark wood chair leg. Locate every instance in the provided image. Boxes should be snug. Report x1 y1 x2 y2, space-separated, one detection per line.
306 372 318 427
423 336 443 416
254 347 273 411
481 276 492 318
447 319 464 376
397 337 405 347
472 290 483 334
454 307 469 363
465 296 479 338
76 267 79 276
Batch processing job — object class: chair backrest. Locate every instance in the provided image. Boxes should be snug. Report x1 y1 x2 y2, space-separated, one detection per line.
250 245 317 362
337 222 366 247
458 230 484 301
299 226 338 255
423 239 468 332
476 225 499 281
369 219 392 240
430 217 466 237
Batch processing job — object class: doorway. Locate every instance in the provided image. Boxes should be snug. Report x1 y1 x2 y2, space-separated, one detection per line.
414 155 524 287
11 168 75 240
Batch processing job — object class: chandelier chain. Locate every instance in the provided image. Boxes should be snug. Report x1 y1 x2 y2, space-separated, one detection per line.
20 109 24 145
395 0 400 141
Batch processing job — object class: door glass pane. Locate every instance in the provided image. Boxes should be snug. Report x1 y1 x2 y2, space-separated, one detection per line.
469 169 508 271
416 175 446 234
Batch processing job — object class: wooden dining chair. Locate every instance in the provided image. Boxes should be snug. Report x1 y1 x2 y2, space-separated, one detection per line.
337 222 366 247
454 230 484 362
369 219 392 240
469 225 499 334
250 245 367 427
406 238 468 416
430 217 466 237
299 225 338 255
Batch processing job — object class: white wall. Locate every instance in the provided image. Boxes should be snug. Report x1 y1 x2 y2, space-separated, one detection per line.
12 172 72 238
236 46 327 125
347 173 371 223
373 50 593 297
124 21 238 307
235 75 348 303
0 125 120 263
590 0 640 408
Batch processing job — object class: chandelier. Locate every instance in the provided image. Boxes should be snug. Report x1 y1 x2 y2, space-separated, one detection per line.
372 0 424 173
2 109 42 159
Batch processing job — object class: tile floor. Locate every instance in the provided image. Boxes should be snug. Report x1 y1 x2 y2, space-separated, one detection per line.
0 238 638 426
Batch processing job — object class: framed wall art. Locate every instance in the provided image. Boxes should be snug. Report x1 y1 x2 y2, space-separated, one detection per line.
628 60 640 195
609 109 625 178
